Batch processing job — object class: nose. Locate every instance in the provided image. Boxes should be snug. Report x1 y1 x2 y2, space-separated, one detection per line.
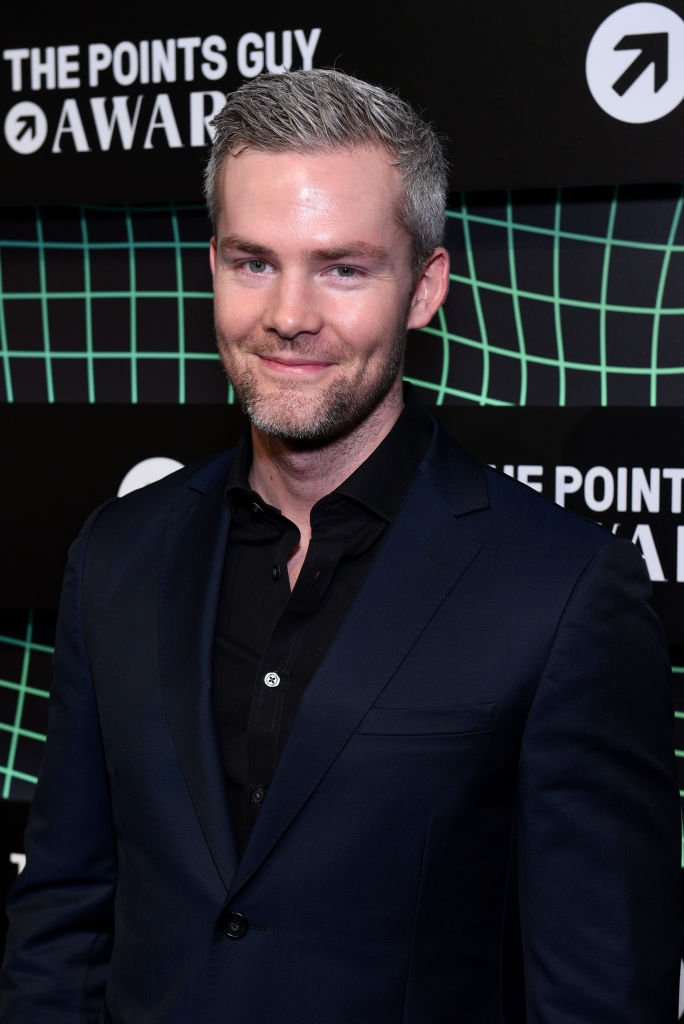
263 272 323 340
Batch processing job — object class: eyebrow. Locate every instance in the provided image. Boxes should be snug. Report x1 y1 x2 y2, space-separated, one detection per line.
218 234 391 263
306 242 391 262
218 235 277 259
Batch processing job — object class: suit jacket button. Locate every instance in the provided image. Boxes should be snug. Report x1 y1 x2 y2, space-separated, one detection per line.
222 911 249 940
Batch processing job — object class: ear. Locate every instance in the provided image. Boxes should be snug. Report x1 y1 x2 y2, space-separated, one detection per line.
209 236 217 281
406 247 450 330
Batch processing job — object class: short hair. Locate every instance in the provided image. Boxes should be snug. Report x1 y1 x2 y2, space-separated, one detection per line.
205 69 448 270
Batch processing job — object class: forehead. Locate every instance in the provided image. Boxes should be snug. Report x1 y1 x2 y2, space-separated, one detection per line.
215 146 406 243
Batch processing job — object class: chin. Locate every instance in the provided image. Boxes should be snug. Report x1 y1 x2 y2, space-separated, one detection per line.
246 399 353 448
235 370 402 449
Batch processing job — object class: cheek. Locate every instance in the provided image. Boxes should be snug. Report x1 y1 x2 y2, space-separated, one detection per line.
326 291 402 345
214 285 259 335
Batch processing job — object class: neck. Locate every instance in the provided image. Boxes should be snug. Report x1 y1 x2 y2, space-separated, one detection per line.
247 390 404 534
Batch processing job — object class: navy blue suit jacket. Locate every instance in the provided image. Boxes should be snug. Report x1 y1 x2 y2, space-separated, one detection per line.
1 420 681 1023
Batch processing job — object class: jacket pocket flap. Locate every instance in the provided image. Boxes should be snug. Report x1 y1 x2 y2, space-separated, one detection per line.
358 702 498 736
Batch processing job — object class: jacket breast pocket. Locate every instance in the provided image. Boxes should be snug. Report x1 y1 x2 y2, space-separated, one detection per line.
357 701 498 736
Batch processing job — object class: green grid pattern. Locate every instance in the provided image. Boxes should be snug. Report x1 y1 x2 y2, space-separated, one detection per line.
0 203 223 405
1 187 684 406
0 613 53 800
411 186 684 407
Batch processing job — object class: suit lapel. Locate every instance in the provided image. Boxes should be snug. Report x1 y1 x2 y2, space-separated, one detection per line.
158 458 239 893
230 425 488 897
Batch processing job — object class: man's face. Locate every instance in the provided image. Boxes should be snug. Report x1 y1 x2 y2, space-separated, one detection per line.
209 145 426 445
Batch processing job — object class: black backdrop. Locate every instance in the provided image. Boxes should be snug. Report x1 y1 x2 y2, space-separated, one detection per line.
1 3 684 1009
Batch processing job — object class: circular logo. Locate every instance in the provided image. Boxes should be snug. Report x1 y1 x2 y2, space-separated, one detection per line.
586 3 684 123
117 457 184 497
4 101 48 155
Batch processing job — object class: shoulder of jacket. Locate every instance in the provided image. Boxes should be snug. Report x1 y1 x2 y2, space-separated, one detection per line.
84 449 234 538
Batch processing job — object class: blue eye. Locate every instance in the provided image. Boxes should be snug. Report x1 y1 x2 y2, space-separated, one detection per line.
333 266 357 277
247 259 268 273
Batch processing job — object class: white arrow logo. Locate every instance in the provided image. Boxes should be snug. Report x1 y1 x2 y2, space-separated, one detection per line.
4 101 48 155
586 3 684 123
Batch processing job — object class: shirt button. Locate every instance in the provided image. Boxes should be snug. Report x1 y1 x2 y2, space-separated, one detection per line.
272 564 281 581
264 671 280 688
250 785 265 805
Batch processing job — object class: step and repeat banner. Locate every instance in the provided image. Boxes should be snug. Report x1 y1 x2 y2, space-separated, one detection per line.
2 1 684 1007
4 0 684 197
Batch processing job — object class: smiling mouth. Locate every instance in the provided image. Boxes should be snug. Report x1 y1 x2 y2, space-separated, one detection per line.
257 354 335 374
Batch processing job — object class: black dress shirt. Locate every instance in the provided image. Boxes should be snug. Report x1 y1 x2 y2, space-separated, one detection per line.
212 394 434 853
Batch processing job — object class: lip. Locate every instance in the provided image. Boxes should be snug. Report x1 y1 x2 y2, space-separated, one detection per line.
257 355 335 375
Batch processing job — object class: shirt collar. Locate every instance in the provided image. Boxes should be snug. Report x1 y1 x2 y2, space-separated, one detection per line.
334 387 433 521
226 385 434 524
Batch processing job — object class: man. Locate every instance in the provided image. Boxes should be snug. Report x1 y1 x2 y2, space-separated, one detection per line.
0 69 680 1023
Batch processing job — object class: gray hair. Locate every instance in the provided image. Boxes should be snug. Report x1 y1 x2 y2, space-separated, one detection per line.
204 69 448 270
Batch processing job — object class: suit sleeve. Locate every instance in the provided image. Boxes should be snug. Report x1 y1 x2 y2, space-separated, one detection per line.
0 506 117 1024
516 538 682 1024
